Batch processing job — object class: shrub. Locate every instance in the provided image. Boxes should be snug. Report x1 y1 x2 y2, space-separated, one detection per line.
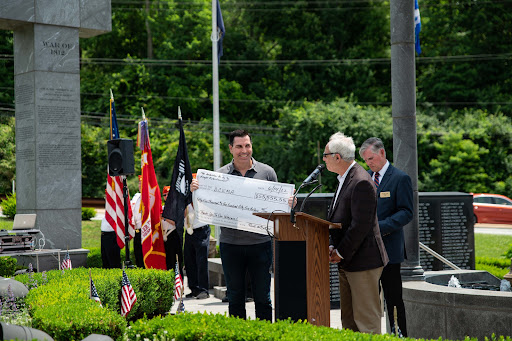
0 193 16 219
87 247 102 268
475 256 512 279
0 256 17 277
16 267 175 341
81 207 96 220
504 244 512 259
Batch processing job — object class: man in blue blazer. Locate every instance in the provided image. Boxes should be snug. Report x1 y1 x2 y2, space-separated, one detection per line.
360 137 413 337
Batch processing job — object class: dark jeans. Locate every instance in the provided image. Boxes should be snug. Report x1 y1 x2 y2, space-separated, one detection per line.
184 225 210 295
101 231 121 269
381 262 407 337
220 241 272 321
134 229 144 268
165 228 184 276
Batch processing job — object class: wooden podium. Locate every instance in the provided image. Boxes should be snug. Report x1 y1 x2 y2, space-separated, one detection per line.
254 212 333 327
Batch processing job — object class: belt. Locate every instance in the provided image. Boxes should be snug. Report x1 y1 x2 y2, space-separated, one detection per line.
101 231 115 235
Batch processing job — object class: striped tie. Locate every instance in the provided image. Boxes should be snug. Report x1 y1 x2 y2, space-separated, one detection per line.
374 172 380 188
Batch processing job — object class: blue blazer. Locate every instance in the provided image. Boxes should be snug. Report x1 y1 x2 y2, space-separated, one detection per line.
369 164 413 264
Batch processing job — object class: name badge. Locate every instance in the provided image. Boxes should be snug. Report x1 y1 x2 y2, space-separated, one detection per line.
380 191 391 198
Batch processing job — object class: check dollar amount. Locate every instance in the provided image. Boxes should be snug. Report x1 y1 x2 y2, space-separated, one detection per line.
192 169 295 235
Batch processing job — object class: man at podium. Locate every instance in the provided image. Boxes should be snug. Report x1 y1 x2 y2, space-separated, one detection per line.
324 132 389 334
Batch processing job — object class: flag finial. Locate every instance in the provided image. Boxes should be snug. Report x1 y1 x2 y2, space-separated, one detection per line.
178 106 182 120
110 89 114 101
141 107 146 120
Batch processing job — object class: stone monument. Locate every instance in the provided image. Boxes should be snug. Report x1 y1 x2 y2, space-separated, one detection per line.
0 1 111 249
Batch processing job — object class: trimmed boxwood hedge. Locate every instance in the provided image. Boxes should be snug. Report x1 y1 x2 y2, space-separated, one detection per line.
16 267 175 341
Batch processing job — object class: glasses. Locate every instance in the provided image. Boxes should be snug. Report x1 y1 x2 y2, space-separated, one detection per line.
322 152 337 157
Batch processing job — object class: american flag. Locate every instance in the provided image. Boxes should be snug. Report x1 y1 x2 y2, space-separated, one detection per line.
174 261 183 301
61 250 72 270
121 269 137 317
90 275 102 307
105 91 135 249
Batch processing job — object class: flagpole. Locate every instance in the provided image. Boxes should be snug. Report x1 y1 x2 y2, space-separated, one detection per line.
212 0 220 171
110 89 114 140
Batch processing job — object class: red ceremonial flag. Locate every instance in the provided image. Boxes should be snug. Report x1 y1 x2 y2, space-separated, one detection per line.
137 118 167 270
105 92 135 249
121 269 137 317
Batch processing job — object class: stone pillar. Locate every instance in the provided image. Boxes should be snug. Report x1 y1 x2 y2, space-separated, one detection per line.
1 0 111 249
390 0 424 280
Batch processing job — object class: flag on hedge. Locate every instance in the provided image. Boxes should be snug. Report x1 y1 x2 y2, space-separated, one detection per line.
90 273 102 307
138 119 167 270
61 250 72 270
121 269 137 317
174 261 184 301
105 91 135 249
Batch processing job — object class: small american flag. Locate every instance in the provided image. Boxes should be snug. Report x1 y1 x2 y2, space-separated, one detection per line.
176 299 185 314
174 261 183 301
90 276 102 307
121 269 137 317
61 250 72 270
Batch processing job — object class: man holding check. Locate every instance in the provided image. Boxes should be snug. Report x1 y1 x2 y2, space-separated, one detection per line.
191 129 280 321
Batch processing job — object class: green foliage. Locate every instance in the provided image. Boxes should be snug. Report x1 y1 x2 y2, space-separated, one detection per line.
0 193 16 219
0 256 17 277
18 267 175 341
422 132 489 193
81 207 96 221
127 313 365 341
0 117 15 194
87 247 103 268
505 244 512 259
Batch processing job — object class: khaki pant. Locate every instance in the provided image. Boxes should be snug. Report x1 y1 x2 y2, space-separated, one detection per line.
339 266 384 334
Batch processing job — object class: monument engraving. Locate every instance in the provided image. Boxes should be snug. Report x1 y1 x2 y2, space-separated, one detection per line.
1 0 111 250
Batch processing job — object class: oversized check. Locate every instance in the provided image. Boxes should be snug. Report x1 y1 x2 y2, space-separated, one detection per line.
192 169 295 235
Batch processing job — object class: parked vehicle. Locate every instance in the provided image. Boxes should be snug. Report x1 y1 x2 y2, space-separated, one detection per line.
472 193 512 224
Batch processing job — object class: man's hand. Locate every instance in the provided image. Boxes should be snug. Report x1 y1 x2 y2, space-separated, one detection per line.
329 245 342 263
288 196 297 208
190 178 199 192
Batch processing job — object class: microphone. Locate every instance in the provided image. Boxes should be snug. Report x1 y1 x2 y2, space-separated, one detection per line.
303 164 325 184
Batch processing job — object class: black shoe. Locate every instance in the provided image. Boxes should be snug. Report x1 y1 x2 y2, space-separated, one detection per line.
222 296 229 303
195 292 210 299
245 297 254 302
185 292 197 298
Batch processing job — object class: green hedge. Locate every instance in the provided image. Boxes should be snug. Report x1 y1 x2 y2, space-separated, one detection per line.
0 256 17 277
475 256 512 279
0 193 16 219
128 313 359 341
81 207 96 220
16 267 175 341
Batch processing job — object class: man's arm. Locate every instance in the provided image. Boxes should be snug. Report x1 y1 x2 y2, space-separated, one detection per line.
379 174 413 236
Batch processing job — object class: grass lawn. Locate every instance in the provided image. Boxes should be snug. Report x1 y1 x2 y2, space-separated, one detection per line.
475 233 512 258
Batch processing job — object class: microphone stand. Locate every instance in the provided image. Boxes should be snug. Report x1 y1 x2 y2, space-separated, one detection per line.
290 180 320 225
299 183 323 212
290 182 307 224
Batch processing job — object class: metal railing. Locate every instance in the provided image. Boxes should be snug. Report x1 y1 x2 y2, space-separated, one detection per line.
419 242 461 270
